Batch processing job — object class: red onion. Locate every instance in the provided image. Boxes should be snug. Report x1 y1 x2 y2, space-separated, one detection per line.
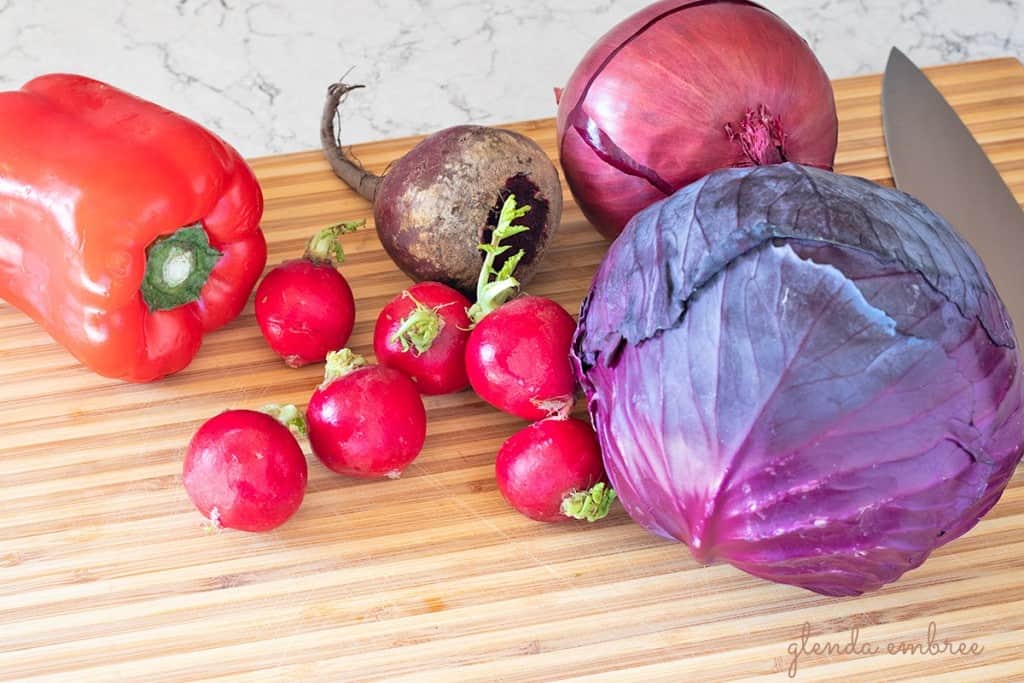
556 0 839 239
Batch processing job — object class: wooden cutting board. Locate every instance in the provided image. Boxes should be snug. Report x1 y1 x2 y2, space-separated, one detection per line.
2 58 1023 683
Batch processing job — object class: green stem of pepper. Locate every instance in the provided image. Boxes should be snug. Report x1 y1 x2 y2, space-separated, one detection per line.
140 224 222 312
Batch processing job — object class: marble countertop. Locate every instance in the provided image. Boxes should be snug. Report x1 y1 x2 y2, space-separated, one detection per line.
1 0 1021 158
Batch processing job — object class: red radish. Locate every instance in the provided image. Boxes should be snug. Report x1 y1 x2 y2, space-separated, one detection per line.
373 282 472 395
495 417 616 522
464 195 577 421
182 406 308 532
255 221 360 367
307 349 427 478
467 296 577 420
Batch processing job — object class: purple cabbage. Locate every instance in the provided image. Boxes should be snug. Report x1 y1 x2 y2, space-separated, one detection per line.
572 163 1023 596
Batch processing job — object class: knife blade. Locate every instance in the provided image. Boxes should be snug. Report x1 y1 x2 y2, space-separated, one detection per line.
882 47 1024 333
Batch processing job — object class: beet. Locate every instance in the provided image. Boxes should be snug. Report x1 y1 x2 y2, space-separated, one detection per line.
320 82 563 297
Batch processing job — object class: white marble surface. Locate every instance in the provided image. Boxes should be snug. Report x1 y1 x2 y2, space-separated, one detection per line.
1 0 1021 157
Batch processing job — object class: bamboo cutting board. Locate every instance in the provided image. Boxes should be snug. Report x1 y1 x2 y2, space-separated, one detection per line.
2 58 1023 683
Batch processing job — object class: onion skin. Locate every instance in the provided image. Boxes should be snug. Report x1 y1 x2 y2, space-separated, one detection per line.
556 0 838 239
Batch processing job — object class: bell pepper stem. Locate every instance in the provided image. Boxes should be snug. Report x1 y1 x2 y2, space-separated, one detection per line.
141 224 222 312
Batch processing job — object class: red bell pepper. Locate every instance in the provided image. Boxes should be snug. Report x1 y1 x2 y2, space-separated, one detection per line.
0 74 266 382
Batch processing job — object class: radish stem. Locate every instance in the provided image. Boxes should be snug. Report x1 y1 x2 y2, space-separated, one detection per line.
390 292 446 355
561 482 617 522
259 404 308 438
322 348 367 388
304 220 364 265
468 194 531 324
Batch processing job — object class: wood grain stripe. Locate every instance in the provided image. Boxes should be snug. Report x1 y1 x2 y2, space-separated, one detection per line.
2 58 1023 682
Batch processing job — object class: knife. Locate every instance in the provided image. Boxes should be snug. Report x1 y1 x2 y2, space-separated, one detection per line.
882 47 1024 333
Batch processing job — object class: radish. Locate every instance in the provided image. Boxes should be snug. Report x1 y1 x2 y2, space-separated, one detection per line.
464 195 577 420
467 295 577 420
255 221 360 367
495 417 616 523
182 406 308 532
373 282 472 395
307 349 427 478
320 82 562 296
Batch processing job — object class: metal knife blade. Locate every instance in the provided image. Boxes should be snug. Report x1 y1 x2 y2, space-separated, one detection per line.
882 47 1024 333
